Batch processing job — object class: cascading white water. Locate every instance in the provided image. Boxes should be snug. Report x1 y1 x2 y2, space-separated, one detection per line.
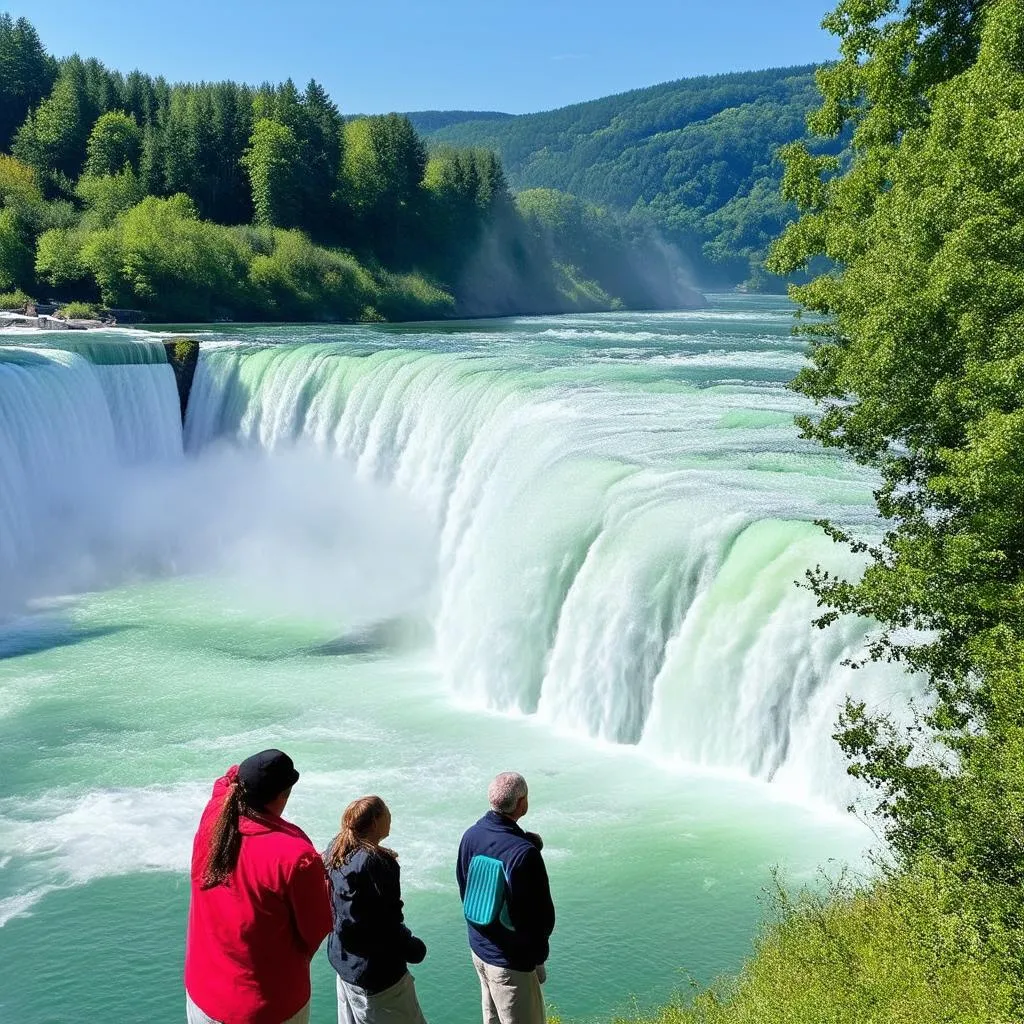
0 344 182 610
1 306 895 1024
183 336 912 807
0 313 915 807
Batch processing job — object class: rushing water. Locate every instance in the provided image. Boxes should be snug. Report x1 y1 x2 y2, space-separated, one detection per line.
0 297 908 1023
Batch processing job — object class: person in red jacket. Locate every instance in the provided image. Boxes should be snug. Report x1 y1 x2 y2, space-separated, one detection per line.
185 749 333 1024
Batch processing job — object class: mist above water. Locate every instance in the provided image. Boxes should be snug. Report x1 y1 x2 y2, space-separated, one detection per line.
0 312 917 810
0 350 435 626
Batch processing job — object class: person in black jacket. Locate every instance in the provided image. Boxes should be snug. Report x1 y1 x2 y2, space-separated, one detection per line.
456 772 555 1024
324 796 428 1024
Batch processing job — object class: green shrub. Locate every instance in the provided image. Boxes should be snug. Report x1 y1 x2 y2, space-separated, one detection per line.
247 229 373 320
0 287 34 311
36 226 87 285
169 338 198 366
373 270 455 321
553 262 616 310
58 300 101 319
33 195 457 323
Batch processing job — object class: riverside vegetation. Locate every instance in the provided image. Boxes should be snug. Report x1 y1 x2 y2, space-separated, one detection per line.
0 13 705 323
6 3 1023 1023
610 1 1024 1021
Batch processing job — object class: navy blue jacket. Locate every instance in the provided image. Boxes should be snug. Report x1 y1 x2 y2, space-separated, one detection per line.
456 811 555 971
326 847 426 994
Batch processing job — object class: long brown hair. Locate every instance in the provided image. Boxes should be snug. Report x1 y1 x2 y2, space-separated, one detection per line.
200 779 258 889
324 795 395 869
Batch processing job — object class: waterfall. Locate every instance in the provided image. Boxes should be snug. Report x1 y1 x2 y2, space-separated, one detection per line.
0 326 913 807
185 343 912 806
0 343 182 609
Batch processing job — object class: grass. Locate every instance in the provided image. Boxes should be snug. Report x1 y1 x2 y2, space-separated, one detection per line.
612 861 1015 1024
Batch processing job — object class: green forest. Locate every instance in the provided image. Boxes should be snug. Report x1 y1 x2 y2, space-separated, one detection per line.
613 1 1024 1021
0 14 701 323
420 66 833 290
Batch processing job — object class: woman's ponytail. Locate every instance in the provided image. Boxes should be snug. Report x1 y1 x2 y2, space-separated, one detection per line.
201 781 247 889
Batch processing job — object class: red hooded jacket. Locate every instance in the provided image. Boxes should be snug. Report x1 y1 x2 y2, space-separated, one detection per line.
184 768 332 1024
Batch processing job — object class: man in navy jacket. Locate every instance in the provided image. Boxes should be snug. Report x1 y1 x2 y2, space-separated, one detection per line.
457 772 555 1024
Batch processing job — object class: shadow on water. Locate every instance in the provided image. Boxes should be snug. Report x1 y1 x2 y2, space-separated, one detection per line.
0 623 139 661
205 617 430 664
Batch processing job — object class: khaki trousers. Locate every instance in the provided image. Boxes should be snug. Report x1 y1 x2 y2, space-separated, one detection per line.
336 972 428 1024
471 952 545 1024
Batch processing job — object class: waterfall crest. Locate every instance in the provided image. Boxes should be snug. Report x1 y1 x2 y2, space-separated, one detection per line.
0 324 913 806
185 343 911 805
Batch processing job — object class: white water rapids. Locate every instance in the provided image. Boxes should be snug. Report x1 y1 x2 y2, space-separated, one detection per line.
0 310 913 811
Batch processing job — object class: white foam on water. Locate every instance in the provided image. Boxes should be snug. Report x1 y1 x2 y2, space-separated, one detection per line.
176 337 919 812
0 312 919 850
0 783 208 926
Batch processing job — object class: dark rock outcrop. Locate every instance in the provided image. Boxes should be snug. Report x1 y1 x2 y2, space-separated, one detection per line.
163 338 200 423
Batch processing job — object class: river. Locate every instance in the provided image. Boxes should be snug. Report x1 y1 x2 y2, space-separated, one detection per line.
0 295 908 1022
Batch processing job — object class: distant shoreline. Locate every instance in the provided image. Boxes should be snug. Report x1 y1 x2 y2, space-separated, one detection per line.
0 297 713 335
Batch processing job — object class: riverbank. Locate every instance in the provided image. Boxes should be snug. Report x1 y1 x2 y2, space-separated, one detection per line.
0 312 114 331
612 858 1013 1024
0 279 707 331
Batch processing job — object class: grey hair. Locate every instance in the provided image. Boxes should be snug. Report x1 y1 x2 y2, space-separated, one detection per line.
488 771 528 814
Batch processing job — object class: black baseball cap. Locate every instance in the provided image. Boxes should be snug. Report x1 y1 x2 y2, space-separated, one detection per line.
238 749 300 808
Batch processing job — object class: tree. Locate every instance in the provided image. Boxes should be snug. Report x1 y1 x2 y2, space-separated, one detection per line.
12 58 96 185
35 225 87 288
0 154 43 210
84 111 142 175
241 118 302 228
0 206 35 290
766 0 1024 971
0 14 56 152
138 122 165 196
422 147 485 278
297 80 342 235
76 167 145 227
340 114 426 263
253 79 344 235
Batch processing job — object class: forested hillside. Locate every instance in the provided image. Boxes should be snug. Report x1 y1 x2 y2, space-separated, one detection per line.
0 14 700 322
424 66 830 288
402 111 512 134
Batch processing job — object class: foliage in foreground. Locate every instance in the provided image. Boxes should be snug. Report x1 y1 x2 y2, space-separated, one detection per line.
768 0 1024 934
607 2 1024 1021
618 863 1013 1024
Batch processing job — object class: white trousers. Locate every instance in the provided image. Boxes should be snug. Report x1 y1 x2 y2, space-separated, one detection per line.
186 993 310 1024
336 972 428 1024
471 953 545 1024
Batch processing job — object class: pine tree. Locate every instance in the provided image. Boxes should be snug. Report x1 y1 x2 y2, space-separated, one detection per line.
0 15 56 152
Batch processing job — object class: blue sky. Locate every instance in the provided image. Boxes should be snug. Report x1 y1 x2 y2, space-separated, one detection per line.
7 1 840 115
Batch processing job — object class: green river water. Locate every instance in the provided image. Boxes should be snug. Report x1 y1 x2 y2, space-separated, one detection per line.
0 296 902 1023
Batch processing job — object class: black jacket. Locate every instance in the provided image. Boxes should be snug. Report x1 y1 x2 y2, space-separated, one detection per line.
326 847 426 994
456 811 555 971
